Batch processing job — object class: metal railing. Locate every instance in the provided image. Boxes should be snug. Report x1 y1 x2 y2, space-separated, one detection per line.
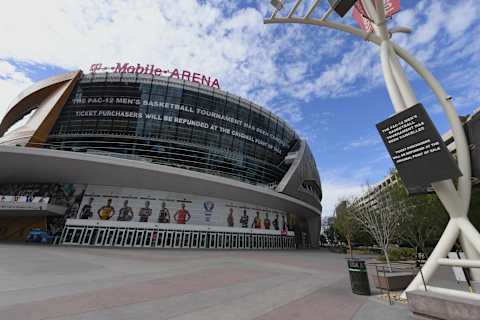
368 261 425 305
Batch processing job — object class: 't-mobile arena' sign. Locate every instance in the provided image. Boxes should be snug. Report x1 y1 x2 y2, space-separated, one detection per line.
89 63 220 89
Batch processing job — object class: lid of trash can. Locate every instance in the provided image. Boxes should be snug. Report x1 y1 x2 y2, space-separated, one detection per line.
347 259 366 269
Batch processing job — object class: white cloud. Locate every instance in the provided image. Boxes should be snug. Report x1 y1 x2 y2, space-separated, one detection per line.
320 157 394 217
321 178 363 217
387 0 480 122
0 2 253 113
0 1 477 112
284 62 309 83
0 0 384 119
394 9 417 28
0 3 260 81
285 43 382 101
0 60 33 119
411 1 444 45
446 0 477 37
270 102 304 124
343 136 381 150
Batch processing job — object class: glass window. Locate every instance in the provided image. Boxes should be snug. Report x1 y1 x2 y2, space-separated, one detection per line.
167 86 183 97
46 77 300 185
165 95 181 104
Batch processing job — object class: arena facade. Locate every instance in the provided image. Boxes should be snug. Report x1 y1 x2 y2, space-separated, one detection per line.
0 66 322 249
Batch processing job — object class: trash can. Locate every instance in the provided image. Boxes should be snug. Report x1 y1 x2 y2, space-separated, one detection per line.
347 259 371 295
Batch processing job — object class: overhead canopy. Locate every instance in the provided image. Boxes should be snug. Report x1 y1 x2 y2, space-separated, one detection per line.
0 202 66 216
0 146 321 220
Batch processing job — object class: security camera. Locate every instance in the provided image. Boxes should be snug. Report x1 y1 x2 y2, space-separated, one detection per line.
389 26 412 34
270 0 284 11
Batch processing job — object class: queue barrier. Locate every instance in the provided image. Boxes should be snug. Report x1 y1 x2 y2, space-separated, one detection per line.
61 219 296 250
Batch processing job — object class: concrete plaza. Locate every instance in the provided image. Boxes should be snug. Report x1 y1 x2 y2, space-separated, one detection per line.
0 244 415 320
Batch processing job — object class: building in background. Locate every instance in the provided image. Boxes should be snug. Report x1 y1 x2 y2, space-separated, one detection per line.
351 174 399 216
443 108 480 186
0 69 322 249
350 108 480 216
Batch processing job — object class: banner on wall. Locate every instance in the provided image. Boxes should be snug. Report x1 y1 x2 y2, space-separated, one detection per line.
0 196 50 203
70 100 289 155
75 185 293 231
353 0 401 33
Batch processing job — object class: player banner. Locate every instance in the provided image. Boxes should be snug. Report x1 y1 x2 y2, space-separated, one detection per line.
75 185 293 231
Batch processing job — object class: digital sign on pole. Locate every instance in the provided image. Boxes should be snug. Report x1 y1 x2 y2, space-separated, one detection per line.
376 103 462 194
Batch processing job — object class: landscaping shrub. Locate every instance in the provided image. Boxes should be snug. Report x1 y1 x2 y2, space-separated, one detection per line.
377 247 416 262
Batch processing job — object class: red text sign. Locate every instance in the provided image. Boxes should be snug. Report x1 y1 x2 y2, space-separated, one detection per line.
89 63 220 89
353 0 401 33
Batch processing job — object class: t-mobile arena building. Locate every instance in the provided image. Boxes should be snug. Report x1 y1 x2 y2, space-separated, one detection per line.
0 63 322 249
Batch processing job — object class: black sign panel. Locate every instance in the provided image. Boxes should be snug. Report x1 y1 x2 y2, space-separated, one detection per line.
328 0 358 17
465 112 480 180
376 103 462 193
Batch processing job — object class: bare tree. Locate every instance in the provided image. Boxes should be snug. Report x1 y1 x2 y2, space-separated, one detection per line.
351 183 403 271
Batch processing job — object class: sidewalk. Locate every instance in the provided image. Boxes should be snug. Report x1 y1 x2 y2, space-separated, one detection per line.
0 244 439 320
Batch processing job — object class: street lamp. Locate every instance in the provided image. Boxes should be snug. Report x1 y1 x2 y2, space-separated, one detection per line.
270 0 284 11
265 0 480 299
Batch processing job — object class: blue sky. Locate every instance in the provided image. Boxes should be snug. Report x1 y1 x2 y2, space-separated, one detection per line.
0 0 479 216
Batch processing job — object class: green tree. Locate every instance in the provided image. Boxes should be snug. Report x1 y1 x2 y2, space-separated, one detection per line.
469 188 480 231
319 234 327 247
334 200 358 258
325 222 337 245
390 173 449 257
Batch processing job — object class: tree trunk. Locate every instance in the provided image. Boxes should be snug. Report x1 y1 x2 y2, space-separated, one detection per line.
384 245 392 272
419 241 427 259
348 239 353 258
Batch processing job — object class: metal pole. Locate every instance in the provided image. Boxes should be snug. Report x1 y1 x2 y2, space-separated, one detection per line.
364 0 480 289
385 43 417 107
390 43 480 282
390 44 472 209
264 0 480 296
378 0 480 291
379 41 405 111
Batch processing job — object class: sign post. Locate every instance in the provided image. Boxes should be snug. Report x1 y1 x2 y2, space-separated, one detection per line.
264 0 480 300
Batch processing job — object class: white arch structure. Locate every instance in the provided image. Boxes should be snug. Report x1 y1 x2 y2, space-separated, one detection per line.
264 0 480 299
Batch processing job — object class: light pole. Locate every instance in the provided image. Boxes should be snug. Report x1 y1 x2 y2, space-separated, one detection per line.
264 0 480 299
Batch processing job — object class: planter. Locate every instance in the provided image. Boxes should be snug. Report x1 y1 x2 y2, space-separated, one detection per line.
373 271 415 291
328 246 347 253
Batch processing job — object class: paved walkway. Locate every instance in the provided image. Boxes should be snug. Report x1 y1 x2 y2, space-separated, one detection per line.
0 244 412 320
